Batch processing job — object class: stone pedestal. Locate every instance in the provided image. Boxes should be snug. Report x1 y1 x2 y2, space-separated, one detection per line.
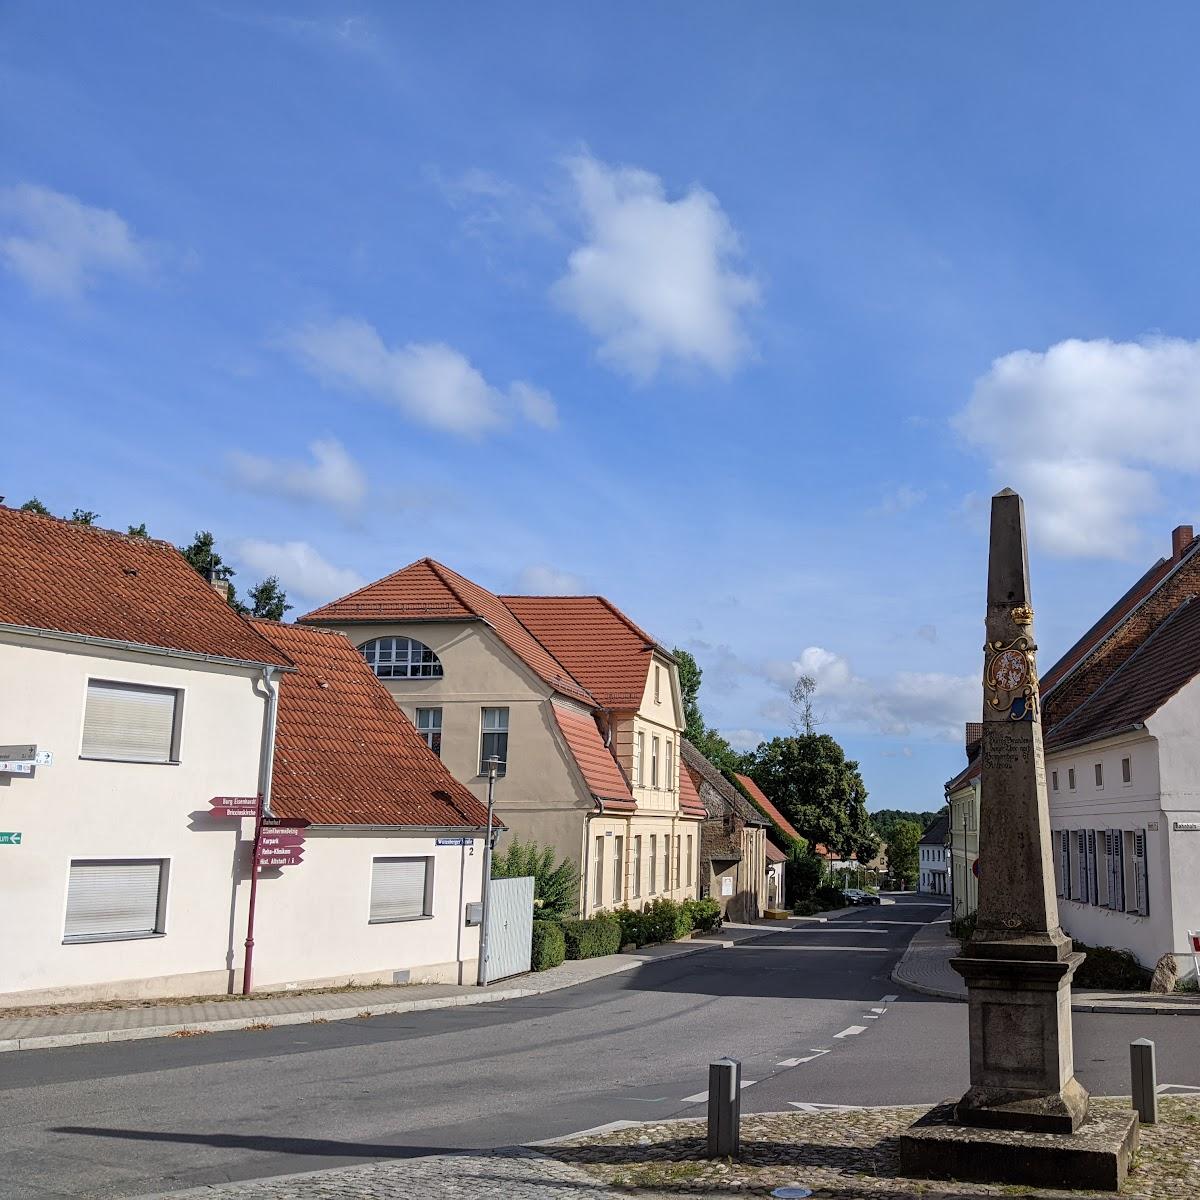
952 951 1088 1133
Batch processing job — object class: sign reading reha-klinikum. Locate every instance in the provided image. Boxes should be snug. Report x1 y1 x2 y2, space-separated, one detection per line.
0 832 22 845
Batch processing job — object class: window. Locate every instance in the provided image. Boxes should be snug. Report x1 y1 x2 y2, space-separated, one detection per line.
369 857 432 922
662 835 671 893
1122 756 1132 785
415 707 443 756
651 737 660 788
634 731 645 786
612 836 624 904
82 680 180 763
632 836 642 899
1132 830 1149 916
1095 762 1104 789
1068 767 1076 791
1051 770 1059 792
359 637 443 679
594 836 605 907
666 740 674 790
480 707 509 775
64 859 167 942
1106 829 1125 911
674 836 681 889
649 835 657 893
686 834 694 886
654 664 661 703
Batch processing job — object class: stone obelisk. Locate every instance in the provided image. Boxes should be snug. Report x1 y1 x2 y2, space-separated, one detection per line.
950 488 1089 1133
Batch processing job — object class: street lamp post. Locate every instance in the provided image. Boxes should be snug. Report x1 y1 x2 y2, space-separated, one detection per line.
477 756 499 986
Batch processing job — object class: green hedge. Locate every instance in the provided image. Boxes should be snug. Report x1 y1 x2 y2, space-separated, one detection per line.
561 912 623 959
681 896 721 934
531 920 566 971
1069 938 1152 990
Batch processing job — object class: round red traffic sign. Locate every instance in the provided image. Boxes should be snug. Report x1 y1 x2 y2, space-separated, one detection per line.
972 859 980 879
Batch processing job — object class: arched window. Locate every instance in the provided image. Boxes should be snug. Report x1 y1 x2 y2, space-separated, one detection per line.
359 637 444 679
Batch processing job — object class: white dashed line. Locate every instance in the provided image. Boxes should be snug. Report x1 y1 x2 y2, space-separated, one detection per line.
834 1025 867 1038
776 1057 804 1067
870 1007 888 1014
881 994 899 1003
679 1080 757 1104
789 1102 863 1112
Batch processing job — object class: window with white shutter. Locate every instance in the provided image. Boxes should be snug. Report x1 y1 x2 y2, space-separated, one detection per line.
1054 830 1067 897
1134 830 1149 916
369 857 432 922
1094 829 1109 907
64 859 167 942
1073 831 1090 903
1086 829 1099 905
82 680 180 763
1109 829 1125 911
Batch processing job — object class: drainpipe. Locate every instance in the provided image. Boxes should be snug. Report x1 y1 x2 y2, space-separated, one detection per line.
242 666 281 996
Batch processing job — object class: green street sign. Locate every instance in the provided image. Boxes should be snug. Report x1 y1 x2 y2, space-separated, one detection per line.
0 833 22 845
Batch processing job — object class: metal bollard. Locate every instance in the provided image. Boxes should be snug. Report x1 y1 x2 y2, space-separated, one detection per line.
707 1057 741 1158
1130 1038 1158 1124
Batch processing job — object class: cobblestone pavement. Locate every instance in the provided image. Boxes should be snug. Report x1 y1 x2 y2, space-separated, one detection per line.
147 1149 629 1199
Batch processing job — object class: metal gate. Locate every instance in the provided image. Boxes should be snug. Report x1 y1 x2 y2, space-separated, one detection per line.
484 875 534 982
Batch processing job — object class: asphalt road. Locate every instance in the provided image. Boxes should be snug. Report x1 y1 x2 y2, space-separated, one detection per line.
3 896 1198 1198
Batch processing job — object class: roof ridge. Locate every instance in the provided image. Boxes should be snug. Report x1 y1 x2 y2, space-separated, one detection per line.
302 557 432 618
423 558 479 616
0 504 181 554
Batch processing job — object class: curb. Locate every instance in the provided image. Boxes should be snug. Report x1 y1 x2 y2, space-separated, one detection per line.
0 936 731 1054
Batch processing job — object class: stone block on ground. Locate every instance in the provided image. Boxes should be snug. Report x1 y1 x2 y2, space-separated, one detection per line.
1151 953 1179 994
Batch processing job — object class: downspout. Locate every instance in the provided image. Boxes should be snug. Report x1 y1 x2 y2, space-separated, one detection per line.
242 666 281 995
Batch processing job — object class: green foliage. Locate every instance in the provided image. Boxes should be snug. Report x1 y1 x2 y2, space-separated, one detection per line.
814 884 848 910
742 733 879 861
19 497 51 515
949 911 978 944
247 575 293 621
786 849 826 906
69 508 100 525
615 906 650 948
871 807 944 847
530 920 566 971
491 838 580 921
126 522 149 538
792 899 823 916
681 896 721 933
642 897 692 943
1069 939 1152 990
887 820 923 888
179 530 243 609
561 913 622 959
672 646 744 772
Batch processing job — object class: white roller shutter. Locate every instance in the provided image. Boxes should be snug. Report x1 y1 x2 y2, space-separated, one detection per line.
369 858 431 922
65 860 165 940
82 681 178 762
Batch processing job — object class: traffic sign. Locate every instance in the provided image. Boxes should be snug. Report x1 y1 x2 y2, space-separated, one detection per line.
264 818 309 830
972 858 980 879
0 832 22 845
258 851 304 869
436 837 475 847
210 796 259 819
259 833 305 850
0 744 36 761
0 762 33 775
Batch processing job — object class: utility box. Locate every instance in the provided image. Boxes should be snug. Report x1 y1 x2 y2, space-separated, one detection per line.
465 901 483 926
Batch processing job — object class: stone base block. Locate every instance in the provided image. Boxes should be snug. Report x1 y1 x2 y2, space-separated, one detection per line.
898 1102 1139 1192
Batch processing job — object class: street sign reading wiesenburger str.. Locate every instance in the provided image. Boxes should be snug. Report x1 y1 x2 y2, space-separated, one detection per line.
0 832 22 845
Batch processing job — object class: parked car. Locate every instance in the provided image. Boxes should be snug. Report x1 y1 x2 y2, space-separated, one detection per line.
857 891 881 906
843 888 881 906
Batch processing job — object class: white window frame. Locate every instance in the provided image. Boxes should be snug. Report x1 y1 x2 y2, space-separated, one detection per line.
1051 770 1059 792
687 834 694 886
415 707 443 756
593 835 605 908
1094 762 1104 789
480 707 509 776
651 736 660 788
612 835 624 905
649 834 657 894
1068 767 1076 791
666 740 674 790
358 636 443 679
632 836 642 899
80 678 183 765
1122 756 1133 786
63 858 169 944
654 664 661 704
662 834 671 893
634 731 644 787
369 856 434 923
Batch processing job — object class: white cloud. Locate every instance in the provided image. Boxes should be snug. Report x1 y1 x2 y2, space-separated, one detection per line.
783 646 976 740
873 485 927 516
235 539 364 603
0 183 151 300
956 336 1200 558
725 728 767 752
227 438 367 513
284 317 555 437
552 154 759 382
516 564 584 595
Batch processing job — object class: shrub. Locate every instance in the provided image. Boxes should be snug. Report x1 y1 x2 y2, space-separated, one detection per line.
561 913 623 959
491 838 580 921
950 911 978 945
642 897 693 944
792 899 822 917
814 884 848 910
682 897 722 934
1069 938 1152 990
615 906 650 948
530 920 566 971
786 851 825 906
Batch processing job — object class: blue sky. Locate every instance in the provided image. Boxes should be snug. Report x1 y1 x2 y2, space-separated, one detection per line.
5 4 1200 810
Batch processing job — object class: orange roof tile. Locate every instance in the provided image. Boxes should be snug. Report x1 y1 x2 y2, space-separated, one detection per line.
501 595 663 710
301 558 594 705
551 703 635 810
0 506 289 666
252 620 493 829
734 773 804 845
678 759 706 818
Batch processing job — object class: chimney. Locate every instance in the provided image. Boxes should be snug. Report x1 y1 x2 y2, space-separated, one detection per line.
211 579 231 602
1173 525 1194 562
965 721 983 761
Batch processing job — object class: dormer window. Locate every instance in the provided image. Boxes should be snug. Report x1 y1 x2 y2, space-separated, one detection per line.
359 637 443 679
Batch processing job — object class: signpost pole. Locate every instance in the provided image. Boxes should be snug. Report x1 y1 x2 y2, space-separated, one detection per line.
242 794 264 996
477 757 499 987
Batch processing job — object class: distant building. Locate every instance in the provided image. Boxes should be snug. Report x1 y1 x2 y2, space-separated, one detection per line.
918 813 949 896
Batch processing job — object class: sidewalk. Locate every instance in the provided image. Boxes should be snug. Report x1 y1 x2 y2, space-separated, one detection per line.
892 917 1200 1015
0 918 802 1053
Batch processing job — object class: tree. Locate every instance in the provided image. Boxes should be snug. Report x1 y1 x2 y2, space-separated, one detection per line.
671 646 743 771
870 807 944 848
19 497 51 515
887 820 923 889
491 838 580 921
179 530 241 609
247 576 292 621
742 733 880 862
126 522 149 538
786 847 825 906
69 508 100 525
790 673 818 736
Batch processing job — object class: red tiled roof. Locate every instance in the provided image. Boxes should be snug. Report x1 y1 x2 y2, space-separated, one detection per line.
734 773 804 845
252 620 492 829
551 704 635 810
500 594 662 710
0 506 289 666
301 559 594 705
678 759 706 818
765 839 787 864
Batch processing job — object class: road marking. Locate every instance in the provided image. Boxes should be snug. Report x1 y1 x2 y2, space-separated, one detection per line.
870 1007 888 1014
778 1048 831 1066
728 944 890 953
834 1025 867 1038
1158 1083 1200 1095
789 1102 863 1112
527 1120 640 1145
680 1080 758 1104
881 994 899 1002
